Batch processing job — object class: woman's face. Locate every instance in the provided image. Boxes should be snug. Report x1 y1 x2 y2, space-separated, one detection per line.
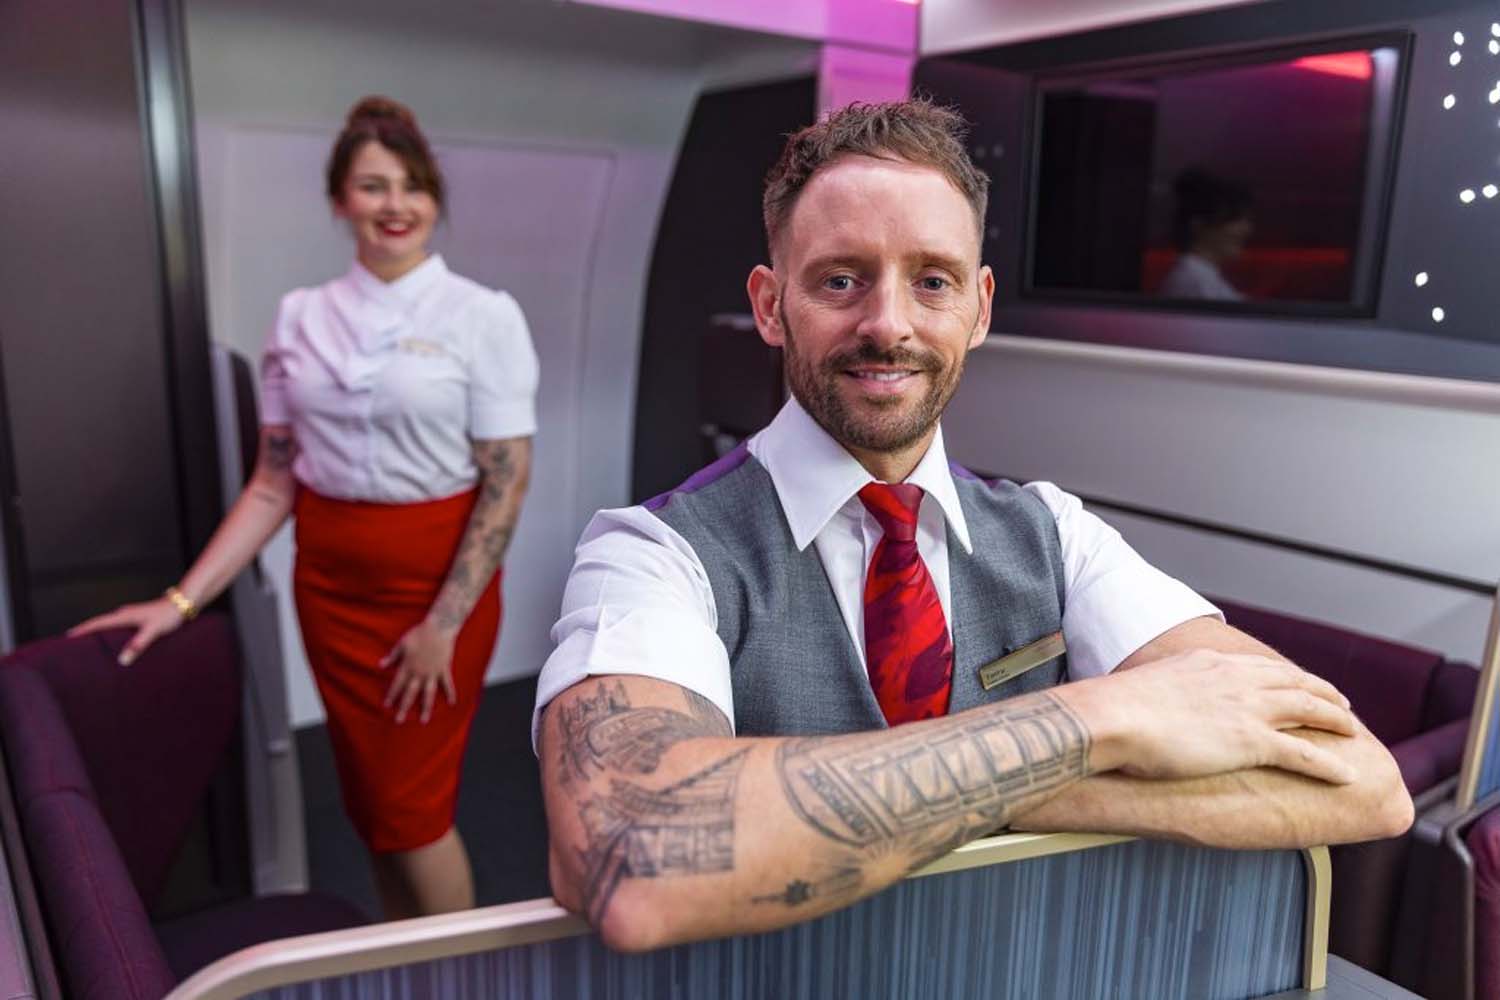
335 141 438 273
1194 214 1253 262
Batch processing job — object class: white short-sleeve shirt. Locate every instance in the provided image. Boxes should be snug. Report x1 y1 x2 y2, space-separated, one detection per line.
260 254 539 503
532 398 1219 744
1158 252 1244 301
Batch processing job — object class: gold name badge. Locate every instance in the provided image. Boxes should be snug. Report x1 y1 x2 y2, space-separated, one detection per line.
978 631 1067 691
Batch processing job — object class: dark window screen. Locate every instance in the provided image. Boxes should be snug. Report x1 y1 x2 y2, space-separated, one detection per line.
1029 42 1402 313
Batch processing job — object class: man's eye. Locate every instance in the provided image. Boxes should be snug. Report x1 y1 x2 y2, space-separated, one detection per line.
826 275 854 291
919 276 950 291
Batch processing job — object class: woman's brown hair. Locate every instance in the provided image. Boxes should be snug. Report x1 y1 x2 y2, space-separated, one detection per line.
325 96 445 210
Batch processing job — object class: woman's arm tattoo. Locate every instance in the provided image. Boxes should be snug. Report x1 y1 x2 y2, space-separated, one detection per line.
249 429 298 504
429 437 530 630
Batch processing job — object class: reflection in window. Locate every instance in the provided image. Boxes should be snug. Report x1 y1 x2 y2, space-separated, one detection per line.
1029 43 1401 311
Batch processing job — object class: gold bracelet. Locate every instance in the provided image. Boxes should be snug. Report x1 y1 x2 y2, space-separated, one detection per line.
164 586 199 622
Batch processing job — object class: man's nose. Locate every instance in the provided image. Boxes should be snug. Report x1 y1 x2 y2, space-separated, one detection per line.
855 278 915 347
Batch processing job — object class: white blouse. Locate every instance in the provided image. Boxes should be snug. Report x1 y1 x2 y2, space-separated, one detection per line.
260 255 539 503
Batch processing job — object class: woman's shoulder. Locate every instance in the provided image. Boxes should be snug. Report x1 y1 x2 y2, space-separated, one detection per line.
439 271 526 327
276 276 341 316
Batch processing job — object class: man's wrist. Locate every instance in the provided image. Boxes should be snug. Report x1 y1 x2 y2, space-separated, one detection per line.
1049 678 1127 774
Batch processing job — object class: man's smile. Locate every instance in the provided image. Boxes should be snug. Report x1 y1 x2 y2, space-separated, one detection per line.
844 367 923 395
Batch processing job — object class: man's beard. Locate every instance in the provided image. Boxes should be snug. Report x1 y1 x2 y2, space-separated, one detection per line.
778 302 966 455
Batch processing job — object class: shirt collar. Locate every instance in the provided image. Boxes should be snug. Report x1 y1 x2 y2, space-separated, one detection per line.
751 396 973 554
345 253 447 308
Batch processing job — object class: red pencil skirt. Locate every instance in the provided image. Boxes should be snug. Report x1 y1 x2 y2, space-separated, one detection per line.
293 486 501 853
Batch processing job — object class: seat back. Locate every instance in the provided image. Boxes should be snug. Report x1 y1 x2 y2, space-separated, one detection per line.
1467 806 1500 1000
22 789 178 1000
1386 590 1500 999
168 836 1329 1000
0 654 179 999
0 618 241 908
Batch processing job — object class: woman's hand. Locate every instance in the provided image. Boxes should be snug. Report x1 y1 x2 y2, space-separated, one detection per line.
68 598 188 667
380 618 460 724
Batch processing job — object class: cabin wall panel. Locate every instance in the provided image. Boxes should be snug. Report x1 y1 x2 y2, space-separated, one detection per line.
945 339 1499 659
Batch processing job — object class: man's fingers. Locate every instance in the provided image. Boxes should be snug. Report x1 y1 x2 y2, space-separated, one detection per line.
442 672 456 706
1266 731 1358 785
378 646 401 670
1264 689 1357 737
1281 669 1351 709
420 678 437 725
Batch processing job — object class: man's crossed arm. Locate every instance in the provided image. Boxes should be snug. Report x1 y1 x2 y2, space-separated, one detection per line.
537 617 1413 952
1008 616 1412 847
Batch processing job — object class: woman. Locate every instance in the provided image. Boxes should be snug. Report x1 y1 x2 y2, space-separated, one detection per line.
1159 166 1254 302
72 96 537 920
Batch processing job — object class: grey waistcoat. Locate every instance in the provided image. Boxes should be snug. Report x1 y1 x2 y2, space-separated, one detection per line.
646 444 1068 736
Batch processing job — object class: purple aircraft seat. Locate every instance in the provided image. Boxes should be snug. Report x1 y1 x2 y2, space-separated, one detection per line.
1213 598 1478 978
0 614 365 1000
1467 807 1500 1000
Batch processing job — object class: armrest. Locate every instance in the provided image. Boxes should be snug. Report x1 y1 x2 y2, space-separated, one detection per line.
1390 718 1470 796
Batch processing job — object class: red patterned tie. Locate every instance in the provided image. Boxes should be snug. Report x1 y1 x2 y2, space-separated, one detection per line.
857 483 954 726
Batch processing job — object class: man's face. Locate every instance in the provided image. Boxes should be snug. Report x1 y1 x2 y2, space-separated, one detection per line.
752 156 993 462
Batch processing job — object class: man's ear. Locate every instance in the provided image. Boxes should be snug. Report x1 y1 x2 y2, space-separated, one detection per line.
747 264 785 348
968 264 995 350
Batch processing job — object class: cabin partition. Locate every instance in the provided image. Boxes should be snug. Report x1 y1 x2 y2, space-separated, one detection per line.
165 832 1349 1000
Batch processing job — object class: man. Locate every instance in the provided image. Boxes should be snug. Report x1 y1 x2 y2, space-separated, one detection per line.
534 100 1411 953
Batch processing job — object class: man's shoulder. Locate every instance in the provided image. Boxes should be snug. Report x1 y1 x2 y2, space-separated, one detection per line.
642 442 767 519
947 466 1071 558
947 462 1041 508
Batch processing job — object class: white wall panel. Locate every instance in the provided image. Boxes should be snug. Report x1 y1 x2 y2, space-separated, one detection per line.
944 336 1500 660
1098 509 1493 665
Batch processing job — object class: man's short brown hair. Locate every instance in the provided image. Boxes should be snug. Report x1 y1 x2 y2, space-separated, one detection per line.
762 99 990 261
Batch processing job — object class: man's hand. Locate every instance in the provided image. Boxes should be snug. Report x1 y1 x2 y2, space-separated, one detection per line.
1010 617 1413 849
1059 649 1360 785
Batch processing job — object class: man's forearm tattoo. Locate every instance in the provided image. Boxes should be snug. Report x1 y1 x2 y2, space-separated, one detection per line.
561 685 1089 928
752 865 863 908
579 748 749 926
557 681 731 784
559 684 738 923
430 438 527 630
777 693 1090 861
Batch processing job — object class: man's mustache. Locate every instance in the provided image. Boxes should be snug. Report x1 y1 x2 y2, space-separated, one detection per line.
822 342 942 373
